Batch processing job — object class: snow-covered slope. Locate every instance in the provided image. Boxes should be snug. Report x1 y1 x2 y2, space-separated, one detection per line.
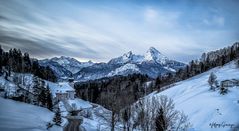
143 61 239 131
107 63 140 77
0 97 55 131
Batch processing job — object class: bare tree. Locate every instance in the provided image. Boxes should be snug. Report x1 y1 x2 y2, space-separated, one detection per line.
131 95 190 131
100 91 120 131
154 95 190 131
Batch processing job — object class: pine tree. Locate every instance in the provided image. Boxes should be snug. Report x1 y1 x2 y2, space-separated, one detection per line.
156 77 162 86
221 55 226 66
23 53 31 72
46 86 53 111
0 45 3 73
122 108 130 130
155 107 166 131
53 107 62 126
38 89 46 106
220 86 228 95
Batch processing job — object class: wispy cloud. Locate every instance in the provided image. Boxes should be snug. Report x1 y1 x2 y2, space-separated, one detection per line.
143 7 181 29
0 0 238 63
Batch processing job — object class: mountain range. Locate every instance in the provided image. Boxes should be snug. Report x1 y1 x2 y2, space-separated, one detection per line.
39 47 185 81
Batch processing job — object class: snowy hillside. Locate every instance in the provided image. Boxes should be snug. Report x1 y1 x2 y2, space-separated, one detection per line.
143 61 239 131
0 97 55 131
0 74 120 131
107 63 140 77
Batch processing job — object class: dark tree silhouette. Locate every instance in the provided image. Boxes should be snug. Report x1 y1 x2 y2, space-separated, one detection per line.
53 107 62 126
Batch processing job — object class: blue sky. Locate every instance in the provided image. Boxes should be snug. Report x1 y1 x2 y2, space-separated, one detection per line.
0 0 238 63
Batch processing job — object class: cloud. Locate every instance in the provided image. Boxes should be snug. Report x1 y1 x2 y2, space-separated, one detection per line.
144 7 158 23
143 7 181 29
203 15 225 27
0 0 238 63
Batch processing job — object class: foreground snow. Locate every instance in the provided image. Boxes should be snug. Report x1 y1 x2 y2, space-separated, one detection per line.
67 98 93 110
0 97 55 131
145 61 239 131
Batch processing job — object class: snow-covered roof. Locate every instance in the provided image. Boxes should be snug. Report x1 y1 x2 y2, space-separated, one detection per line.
56 82 75 93
47 82 75 97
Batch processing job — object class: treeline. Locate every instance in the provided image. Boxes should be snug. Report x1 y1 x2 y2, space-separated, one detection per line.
75 74 150 111
155 42 239 89
0 46 57 82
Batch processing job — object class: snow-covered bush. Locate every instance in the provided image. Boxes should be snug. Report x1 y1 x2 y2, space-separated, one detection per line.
208 72 217 91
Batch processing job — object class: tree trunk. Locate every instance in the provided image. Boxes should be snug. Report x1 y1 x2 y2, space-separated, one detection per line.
111 111 115 131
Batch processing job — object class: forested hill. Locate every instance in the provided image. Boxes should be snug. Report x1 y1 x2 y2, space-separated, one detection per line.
0 46 57 82
75 73 150 111
154 42 239 90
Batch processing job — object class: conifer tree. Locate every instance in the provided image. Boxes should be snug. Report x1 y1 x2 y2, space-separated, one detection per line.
38 89 46 106
0 45 3 73
46 86 53 111
220 86 228 95
155 107 166 131
53 107 62 126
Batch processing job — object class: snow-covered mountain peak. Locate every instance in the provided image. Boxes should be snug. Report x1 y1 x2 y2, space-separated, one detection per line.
147 47 161 54
108 51 144 64
51 56 81 66
144 47 168 64
123 51 133 58
40 48 184 80
40 56 94 75
108 47 182 67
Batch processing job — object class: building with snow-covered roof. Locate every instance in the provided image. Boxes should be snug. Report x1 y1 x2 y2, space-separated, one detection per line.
55 82 75 101
220 79 239 87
